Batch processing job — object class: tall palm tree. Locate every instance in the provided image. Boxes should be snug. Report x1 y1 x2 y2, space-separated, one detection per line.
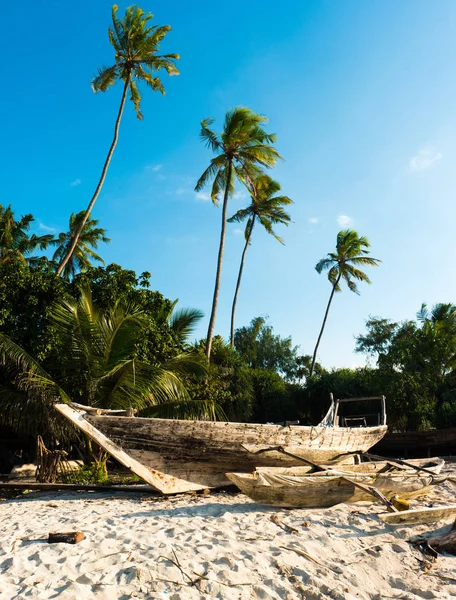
57 5 179 276
0 204 54 265
227 175 293 346
0 287 219 423
195 107 281 360
310 230 381 377
52 211 110 279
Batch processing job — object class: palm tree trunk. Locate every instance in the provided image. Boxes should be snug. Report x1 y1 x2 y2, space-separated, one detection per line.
56 74 131 277
205 161 233 360
230 217 255 348
310 273 341 377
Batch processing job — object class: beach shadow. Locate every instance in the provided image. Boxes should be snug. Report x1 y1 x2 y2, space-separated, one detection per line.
122 501 278 519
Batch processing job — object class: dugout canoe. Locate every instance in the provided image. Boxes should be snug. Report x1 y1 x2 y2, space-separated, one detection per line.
55 395 388 494
225 457 445 508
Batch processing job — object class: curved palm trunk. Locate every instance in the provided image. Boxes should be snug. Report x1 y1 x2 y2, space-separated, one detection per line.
56 74 131 277
310 273 341 377
230 216 255 348
205 161 233 360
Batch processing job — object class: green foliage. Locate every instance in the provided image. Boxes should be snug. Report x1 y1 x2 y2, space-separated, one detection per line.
92 4 179 119
315 229 381 295
234 317 300 380
0 286 208 415
356 303 456 430
228 174 293 244
61 462 109 485
304 368 378 424
249 368 300 423
0 204 54 266
187 337 252 422
0 262 219 440
51 211 110 279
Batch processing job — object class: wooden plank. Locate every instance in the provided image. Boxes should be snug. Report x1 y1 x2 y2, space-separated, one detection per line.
55 404 204 494
0 482 157 493
378 505 456 525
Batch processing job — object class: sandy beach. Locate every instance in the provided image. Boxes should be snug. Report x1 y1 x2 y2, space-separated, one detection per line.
1 469 456 600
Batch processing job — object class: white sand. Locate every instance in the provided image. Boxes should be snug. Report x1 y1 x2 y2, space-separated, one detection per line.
1 470 456 600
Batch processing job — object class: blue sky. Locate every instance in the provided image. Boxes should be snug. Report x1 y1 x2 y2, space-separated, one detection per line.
2 0 456 368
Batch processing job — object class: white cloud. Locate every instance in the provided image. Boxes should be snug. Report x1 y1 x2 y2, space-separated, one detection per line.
70 178 81 187
308 217 319 224
146 164 163 172
233 191 247 200
38 222 56 233
195 191 211 201
233 228 243 236
409 146 443 171
337 214 354 227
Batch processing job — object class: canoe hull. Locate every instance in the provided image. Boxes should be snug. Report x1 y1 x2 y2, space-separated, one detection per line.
55 404 387 494
85 414 387 488
226 458 444 508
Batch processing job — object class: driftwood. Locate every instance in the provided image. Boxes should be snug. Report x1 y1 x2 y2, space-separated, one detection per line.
427 520 456 555
270 514 298 534
70 403 136 416
379 505 456 525
36 436 69 483
48 531 84 544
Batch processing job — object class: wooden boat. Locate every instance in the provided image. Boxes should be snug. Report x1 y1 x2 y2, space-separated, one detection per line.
373 427 456 458
225 457 445 508
55 395 388 494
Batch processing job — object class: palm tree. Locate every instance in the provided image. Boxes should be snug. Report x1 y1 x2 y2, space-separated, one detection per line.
310 230 381 377
227 175 293 346
0 204 54 265
0 287 219 425
195 107 281 360
52 211 110 279
57 5 179 276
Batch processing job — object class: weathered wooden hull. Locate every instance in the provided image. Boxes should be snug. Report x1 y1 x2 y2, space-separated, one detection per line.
226 458 444 508
373 427 456 458
55 404 387 494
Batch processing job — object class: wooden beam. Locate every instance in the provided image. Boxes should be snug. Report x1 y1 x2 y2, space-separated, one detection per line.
0 482 156 493
379 505 456 525
55 404 204 494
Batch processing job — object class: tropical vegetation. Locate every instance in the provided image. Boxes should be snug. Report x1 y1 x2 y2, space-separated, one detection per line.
310 229 381 377
3 2 456 478
0 204 54 266
52 211 110 279
227 175 293 346
56 4 179 276
195 107 282 360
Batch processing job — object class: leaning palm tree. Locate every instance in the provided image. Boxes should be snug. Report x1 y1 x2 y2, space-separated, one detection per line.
310 230 381 377
195 107 281 359
57 5 179 276
52 211 110 279
227 175 293 346
0 204 54 265
0 288 218 427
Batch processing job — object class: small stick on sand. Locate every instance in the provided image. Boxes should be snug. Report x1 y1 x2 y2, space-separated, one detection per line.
270 514 298 534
